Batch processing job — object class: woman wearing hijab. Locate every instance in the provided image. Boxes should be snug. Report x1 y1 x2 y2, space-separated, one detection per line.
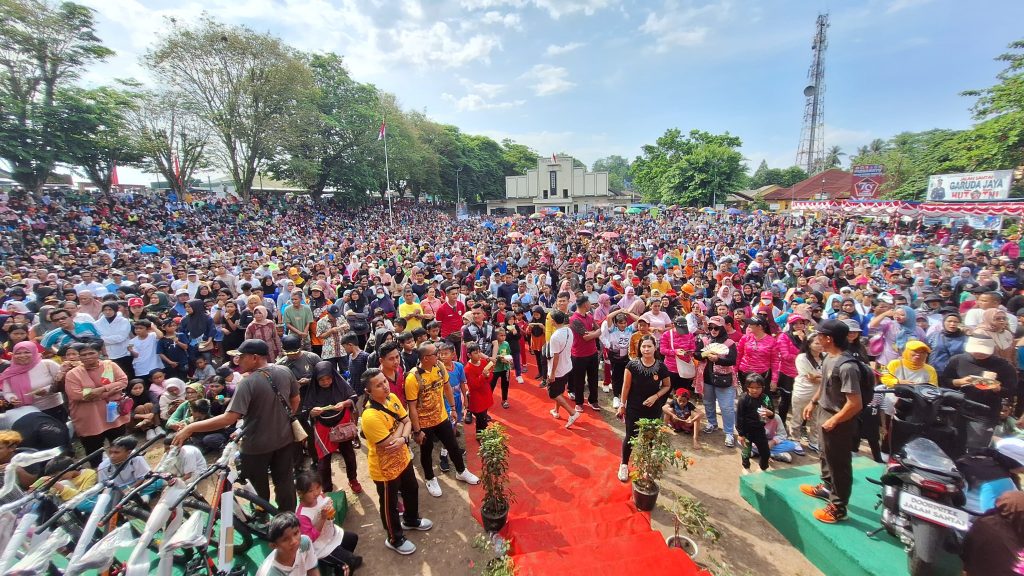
973 308 1018 368
96 301 134 379
961 491 1024 575
619 286 645 315
0 341 65 420
244 305 283 361
302 361 361 494
927 313 967 374
177 299 216 369
29 305 58 342
869 305 923 365
145 291 172 319
772 314 808 426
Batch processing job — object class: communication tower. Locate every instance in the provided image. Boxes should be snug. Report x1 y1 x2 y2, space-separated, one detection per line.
795 13 829 175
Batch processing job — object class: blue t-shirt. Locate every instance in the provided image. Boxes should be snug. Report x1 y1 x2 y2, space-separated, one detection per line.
444 361 466 414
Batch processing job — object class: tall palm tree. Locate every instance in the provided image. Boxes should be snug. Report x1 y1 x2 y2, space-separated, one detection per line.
824 145 845 168
868 138 886 153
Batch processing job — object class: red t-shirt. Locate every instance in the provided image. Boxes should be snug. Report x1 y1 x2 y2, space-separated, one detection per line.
436 300 466 337
464 360 494 413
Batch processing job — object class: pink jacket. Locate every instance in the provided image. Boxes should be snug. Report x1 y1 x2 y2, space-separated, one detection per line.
771 332 802 383
736 332 776 375
659 329 695 375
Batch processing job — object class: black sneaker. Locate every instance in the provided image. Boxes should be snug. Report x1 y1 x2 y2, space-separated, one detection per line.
741 457 750 469
439 453 451 473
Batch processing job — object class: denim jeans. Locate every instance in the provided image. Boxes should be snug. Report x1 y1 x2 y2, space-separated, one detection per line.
703 385 736 435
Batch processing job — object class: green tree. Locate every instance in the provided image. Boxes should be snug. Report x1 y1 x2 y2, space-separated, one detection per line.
500 138 538 176
749 160 769 188
824 145 845 169
556 153 586 170
748 163 807 189
144 16 314 199
268 52 380 201
630 129 745 206
592 154 630 192
0 0 113 193
127 90 210 197
59 85 145 194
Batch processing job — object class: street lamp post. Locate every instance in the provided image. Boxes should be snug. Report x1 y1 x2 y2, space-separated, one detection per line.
456 167 463 217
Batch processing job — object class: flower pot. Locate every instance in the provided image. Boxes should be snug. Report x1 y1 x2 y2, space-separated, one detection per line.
666 535 699 558
632 481 659 512
481 503 509 533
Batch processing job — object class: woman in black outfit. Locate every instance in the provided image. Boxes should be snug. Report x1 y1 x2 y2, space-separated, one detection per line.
301 361 362 494
614 334 672 483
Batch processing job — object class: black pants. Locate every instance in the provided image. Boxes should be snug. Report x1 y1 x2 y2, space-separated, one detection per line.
742 427 771 471
112 356 135 381
374 461 420 546
420 420 465 481
853 407 882 462
571 353 599 406
320 530 360 574
610 359 629 397
818 407 856 510
489 371 510 402
239 442 297 513
775 372 794 425
532 350 548 381
318 441 358 492
79 424 127 468
668 372 694 394
472 410 491 434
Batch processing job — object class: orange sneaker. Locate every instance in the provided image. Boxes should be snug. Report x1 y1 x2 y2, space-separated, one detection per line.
800 483 831 501
813 503 847 524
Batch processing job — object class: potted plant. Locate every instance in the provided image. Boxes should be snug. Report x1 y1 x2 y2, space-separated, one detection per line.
479 423 515 533
628 418 687 511
664 495 720 559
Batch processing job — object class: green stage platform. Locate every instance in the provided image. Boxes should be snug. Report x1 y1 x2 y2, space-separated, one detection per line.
740 457 913 576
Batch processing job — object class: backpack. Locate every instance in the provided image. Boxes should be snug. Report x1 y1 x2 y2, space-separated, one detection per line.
835 354 876 403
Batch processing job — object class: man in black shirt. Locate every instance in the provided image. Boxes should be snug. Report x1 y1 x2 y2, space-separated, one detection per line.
940 335 1017 423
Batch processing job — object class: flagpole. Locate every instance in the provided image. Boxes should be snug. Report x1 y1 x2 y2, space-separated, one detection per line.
381 113 394 226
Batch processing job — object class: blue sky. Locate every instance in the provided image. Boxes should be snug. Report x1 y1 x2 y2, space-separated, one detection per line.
77 0 1024 185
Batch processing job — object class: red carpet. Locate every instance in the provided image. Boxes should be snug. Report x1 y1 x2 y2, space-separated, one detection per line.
465 360 707 576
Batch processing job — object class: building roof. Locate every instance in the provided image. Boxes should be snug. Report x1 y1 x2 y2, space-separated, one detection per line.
762 169 855 201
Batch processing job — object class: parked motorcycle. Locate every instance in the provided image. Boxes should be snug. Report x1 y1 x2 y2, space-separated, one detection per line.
866 384 1004 576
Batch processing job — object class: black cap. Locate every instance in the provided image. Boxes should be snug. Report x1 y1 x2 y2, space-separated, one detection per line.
672 315 687 326
924 294 943 303
327 304 342 318
815 319 849 340
281 334 302 352
227 339 270 357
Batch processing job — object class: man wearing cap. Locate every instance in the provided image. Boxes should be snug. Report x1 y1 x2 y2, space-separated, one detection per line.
173 338 301 512
278 334 321 389
940 334 1018 423
316 304 348 366
800 319 863 524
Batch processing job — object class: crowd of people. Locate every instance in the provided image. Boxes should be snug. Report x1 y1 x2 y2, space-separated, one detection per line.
0 186 1022 573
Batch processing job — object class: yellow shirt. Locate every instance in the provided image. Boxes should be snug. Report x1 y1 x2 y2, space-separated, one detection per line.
404 364 449 429
651 279 672 294
361 393 411 482
399 301 424 332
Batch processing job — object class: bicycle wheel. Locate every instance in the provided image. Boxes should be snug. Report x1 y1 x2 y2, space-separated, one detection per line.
232 489 279 544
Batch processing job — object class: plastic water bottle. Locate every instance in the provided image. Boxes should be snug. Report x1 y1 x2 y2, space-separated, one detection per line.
106 400 118 423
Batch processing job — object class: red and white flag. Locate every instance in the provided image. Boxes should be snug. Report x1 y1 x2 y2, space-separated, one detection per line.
378 121 386 141
173 154 182 186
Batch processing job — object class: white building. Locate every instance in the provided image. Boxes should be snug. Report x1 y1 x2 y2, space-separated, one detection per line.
486 154 629 215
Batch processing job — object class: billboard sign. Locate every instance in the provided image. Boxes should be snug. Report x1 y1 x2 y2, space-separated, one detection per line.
853 178 880 199
927 170 1013 202
852 164 884 177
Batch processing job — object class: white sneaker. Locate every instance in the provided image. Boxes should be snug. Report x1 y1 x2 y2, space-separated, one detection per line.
455 469 480 485
425 477 442 497
401 517 434 531
574 405 583 413
385 538 416 555
612 397 621 409
772 452 793 463
550 409 560 419
145 428 157 441
516 375 524 384
153 426 166 436
602 385 612 393
617 464 628 482
565 411 580 429
724 434 736 448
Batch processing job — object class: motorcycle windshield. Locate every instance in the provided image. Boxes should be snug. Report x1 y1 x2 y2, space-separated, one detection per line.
900 437 957 475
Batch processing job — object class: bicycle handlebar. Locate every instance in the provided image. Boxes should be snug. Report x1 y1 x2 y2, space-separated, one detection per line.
0 447 63 503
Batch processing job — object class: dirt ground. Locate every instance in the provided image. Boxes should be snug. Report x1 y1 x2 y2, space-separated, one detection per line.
135 401 826 576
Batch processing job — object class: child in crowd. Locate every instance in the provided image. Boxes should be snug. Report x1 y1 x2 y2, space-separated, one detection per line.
995 400 1023 438
205 377 233 417
736 374 774 473
98 435 163 499
159 378 187 421
166 382 228 453
663 388 703 449
157 324 189 380
257 512 321 576
147 369 168 396
528 312 548 387
464 344 495 434
127 320 162 380
191 355 217 381
438 341 467 473
397 332 418 372
490 328 512 409
125 378 163 439
31 455 98 510
752 414 805 463
295 472 362 575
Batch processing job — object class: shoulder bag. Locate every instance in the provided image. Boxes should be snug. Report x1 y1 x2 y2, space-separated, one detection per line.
669 331 696 378
258 367 307 443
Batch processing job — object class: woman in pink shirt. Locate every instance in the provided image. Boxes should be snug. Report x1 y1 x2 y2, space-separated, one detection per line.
771 315 808 426
64 343 130 466
736 316 776 388
659 317 696 393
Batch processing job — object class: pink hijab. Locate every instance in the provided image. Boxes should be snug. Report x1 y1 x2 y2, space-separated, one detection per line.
0 341 42 404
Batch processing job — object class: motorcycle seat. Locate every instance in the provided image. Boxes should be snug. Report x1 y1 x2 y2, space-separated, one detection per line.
899 437 961 478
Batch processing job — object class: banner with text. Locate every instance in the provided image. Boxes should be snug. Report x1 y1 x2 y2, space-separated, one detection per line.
926 170 1013 202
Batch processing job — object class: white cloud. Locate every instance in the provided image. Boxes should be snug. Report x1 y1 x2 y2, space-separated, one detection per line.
402 0 425 19
481 11 522 28
519 64 575 96
638 0 733 53
388 22 502 68
459 79 507 99
886 0 934 14
442 92 525 111
545 42 585 56
461 0 616 19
